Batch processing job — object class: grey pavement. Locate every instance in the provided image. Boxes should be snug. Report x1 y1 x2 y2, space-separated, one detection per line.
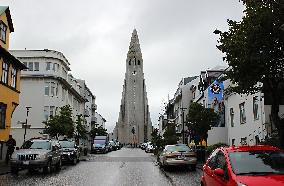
0 162 10 176
0 148 202 186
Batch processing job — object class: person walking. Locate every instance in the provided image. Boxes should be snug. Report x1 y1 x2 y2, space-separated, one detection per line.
5 135 16 164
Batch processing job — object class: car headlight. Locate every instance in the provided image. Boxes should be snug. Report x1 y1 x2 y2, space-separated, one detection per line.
11 153 17 160
36 154 47 160
237 182 247 186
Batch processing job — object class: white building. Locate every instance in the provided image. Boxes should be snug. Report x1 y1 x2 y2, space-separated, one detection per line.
10 49 94 147
94 112 106 129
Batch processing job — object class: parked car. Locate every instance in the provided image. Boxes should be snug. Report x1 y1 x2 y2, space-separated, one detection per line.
145 142 154 153
59 140 80 165
201 145 284 186
92 136 108 154
158 144 197 170
109 141 117 151
140 143 147 150
115 141 121 150
10 138 62 174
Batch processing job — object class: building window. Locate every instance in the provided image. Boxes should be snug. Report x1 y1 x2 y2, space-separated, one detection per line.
240 137 247 145
44 81 58 96
23 62 27 71
0 103 7 129
50 106 55 117
138 60 140 65
34 62 39 71
239 102 246 124
0 21 7 43
44 82 50 96
253 97 259 120
1 61 9 84
46 62 51 71
44 106 49 121
11 67 17 88
28 62 33 71
232 139 235 146
230 108 234 127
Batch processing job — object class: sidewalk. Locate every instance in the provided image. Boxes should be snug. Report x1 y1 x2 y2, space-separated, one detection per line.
0 162 10 175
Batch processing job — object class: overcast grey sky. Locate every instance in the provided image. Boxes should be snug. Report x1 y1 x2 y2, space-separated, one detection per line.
2 0 244 132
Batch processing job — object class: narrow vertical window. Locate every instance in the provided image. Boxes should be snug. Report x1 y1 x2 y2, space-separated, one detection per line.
50 82 55 96
46 62 51 71
0 103 7 129
11 67 17 88
23 62 27 71
1 61 9 84
50 106 55 117
0 21 7 43
44 106 49 121
253 97 259 120
34 62 39 71
230 108 234 127
239 102 246 124
44 82 50 96
138 60 140 65
28 62 33 71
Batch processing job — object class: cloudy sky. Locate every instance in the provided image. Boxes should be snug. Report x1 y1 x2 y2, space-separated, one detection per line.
2 0 244 132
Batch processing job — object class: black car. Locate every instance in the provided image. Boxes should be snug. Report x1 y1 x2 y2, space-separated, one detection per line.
109 141 117 151
59 140 80 165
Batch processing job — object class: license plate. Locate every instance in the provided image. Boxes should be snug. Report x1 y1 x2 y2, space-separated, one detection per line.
23 161 29 165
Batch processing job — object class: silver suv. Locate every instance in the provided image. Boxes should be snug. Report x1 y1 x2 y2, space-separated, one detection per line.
10 138 62 174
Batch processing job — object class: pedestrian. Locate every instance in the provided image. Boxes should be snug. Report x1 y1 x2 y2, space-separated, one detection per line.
5 135 16 164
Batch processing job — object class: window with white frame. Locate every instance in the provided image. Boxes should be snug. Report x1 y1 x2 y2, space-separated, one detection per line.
253 96 259 120
28 62 33 71
11 66 17 88
44 81 58 96
46 62 51 71
230 108 234 127
0 21 7 43
34 62 39 71
239 102 246 124
1 61 9 84
44 106 49 121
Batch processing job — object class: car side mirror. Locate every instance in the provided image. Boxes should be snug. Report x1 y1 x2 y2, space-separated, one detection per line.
214 168 225 177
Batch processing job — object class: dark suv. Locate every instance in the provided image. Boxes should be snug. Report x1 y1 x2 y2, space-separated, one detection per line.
59 140 80 165
10 138 62 174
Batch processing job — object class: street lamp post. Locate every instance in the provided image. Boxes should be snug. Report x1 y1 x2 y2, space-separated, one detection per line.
180 107 187 144
24 106 32 143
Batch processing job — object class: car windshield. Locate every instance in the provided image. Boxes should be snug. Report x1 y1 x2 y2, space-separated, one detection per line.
229 150 284 175
22 141 51 150
166 145 190 152
59 141 75 148
94 140 105 145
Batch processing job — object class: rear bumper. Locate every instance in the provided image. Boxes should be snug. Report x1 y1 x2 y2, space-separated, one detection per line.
10 159 48 169
164 158 197 166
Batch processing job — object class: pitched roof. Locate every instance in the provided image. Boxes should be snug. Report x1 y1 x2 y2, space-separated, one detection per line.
0 6 14 32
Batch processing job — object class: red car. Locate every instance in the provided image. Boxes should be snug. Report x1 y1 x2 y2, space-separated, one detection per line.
201 145 284 186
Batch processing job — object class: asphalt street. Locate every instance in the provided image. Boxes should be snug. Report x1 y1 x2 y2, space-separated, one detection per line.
0 148 202 186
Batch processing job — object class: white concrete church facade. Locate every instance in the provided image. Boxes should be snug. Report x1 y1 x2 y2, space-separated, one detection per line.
114 30 152 144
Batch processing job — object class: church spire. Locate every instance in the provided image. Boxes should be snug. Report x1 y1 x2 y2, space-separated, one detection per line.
128 29 142 57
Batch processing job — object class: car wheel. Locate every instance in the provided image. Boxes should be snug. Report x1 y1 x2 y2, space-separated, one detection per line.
43 161 52 174
11 167 19 175
56 159 62 171
191 164 196 171
72 156 77 165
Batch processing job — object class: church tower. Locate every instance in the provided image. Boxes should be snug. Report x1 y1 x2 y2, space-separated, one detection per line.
115 29 152 144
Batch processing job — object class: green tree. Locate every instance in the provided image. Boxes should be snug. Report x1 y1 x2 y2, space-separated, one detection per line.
44 105 74 138
74 114 88 140
151 128 165 155
163 121 178 145
214 0 284 148
90 126 107 138
186 103 218 144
